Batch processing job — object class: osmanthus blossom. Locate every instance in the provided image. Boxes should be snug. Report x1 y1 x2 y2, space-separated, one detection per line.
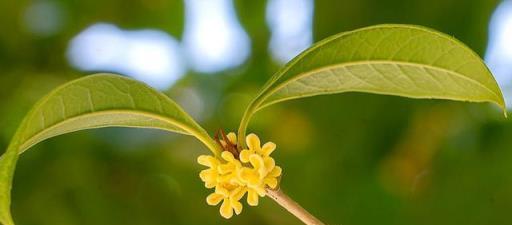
197 132 282 218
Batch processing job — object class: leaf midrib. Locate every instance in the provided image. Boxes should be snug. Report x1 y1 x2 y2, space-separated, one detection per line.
18 109 196 153
256 60 502 111
265 24 485 91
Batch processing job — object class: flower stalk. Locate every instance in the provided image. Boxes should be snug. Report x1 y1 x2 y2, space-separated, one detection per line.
266 188 326 225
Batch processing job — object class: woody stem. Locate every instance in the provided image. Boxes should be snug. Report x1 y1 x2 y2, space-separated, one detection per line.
266 188 327 225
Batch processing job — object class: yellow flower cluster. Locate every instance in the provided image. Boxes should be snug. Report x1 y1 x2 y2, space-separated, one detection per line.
197 133 282 219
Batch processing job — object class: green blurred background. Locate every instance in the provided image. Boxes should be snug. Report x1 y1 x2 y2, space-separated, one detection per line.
1 0 512 224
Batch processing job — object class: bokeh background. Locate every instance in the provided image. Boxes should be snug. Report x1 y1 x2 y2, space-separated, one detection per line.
1 0 512 224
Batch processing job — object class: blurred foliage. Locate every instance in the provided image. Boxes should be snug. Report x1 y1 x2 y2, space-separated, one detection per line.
1 0 512 225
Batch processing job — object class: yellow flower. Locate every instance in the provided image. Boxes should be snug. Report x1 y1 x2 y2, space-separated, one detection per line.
197 132 283 218
206 184 246 219
197 155 221 188
226 133 282 206
239 133 276 163
238 153 282 206
217 151 243 185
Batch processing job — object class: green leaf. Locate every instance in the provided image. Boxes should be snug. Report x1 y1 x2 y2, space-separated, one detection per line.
238 24 506 146
0 73 219 225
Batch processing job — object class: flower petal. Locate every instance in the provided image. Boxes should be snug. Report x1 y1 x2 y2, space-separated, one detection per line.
249 154 267 178
264 157 275 173
197 155 217 167
238 168 260 186
231 199 243 215
246 134 261 151
218 163 235 174
206 193 224 206
227 132 237 144
205 182 216 189
230 187 247 201
249 154 264 169
261 142 276 156
220 199 234 219
264 177 278 189
239 150 252 163
199 169 217 183
247 189 259 206
269 166 282 177
215 186 230 197
217 173 234 183
221 151 235 162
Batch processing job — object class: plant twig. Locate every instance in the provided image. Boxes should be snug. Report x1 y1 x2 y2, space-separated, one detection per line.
266 188 326 225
